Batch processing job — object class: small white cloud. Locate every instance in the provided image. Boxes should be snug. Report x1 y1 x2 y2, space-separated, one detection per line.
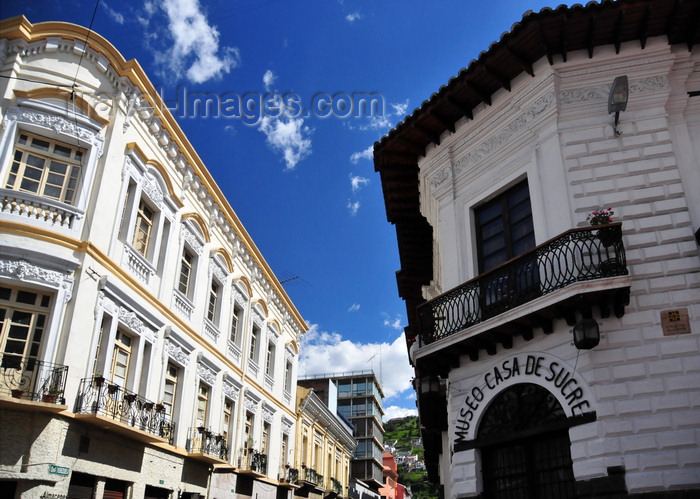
263 69 277 91
102 2 125 24
350 145 373 164
383 314 403 330
259 116 313 170
350 174 370 193
391 99 409 117
347 200 360 216
346 12 362 23
158 0 241 84
348 303 360 312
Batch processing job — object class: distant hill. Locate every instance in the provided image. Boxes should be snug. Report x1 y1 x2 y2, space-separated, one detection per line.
383 416 438 499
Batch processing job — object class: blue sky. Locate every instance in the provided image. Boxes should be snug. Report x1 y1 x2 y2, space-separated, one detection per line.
2 0 575 420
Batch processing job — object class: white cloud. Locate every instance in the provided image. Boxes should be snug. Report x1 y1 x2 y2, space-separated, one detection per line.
359 99 410 132
347 200 360 216
157 0 240 84
350 174 370 193
350 145 373 164
346 12 362 23
102 2 125 24
348 303 360 312
383 405 418 421
382 313 403 330
391 99 410 117
259 116 312 170
263 69 277 91
299 324 414 401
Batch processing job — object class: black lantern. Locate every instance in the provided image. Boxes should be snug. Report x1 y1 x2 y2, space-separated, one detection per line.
608 75 629 135
573 318 600 350
418 375 441 397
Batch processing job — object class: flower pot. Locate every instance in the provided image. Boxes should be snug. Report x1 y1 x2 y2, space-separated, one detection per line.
596 227 617 247
11 389 24 399
42 394 57 403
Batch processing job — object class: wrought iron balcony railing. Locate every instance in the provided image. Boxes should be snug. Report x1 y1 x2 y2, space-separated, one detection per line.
74 377 175 444
418 224 627 344
1 355 68 404
187 427 229 461
280 466 299 484
238 450 267 474
329 477 343 494
302 466 323 486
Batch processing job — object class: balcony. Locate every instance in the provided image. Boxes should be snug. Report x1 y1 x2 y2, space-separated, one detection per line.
328 477 343 495
74 377 175 445
0 355 68 412
301 466 323 488
279 466 299 487
238 450 268 475
416 224 630 371
186 427 229 464
0 188 83 231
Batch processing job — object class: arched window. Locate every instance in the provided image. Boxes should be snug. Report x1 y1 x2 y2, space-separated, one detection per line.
478 383 576 499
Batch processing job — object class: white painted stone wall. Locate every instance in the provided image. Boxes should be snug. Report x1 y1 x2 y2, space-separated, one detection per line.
415 37 700 498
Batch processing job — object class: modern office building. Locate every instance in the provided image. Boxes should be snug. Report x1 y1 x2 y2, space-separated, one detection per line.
298 371 385 494
375 0 699 498
0 16 306 499
291 381 355 499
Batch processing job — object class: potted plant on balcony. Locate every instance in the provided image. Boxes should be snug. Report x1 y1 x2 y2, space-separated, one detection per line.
92 373 105 387
587 207 616 246
155 402 165 413
11 388 24 399
42 386 63 403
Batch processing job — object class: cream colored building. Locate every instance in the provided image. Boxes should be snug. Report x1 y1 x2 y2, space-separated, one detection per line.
0 16 306 499
292 383 355 499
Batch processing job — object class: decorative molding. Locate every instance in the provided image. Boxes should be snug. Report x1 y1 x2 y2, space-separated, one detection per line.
559 75 669 106
244 392 260 413
262 403 276 424
118 306 156 343
197 362 216 386
430 167 451 188
454 92 555 174
281 417 293 435
141 171 164 207
4 107 104 156
165 338 190 366
0 257 74 302
210 256 228 283
180 226 204 255
223 379 241 401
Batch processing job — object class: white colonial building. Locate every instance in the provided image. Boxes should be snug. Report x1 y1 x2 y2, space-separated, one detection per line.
375 1 699 498
0 16 306 499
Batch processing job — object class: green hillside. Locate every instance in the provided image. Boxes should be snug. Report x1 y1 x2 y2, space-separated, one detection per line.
384 416 439 499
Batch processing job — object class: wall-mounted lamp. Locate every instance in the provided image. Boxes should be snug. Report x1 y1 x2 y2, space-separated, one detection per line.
573 318 600 350
608 75 629 136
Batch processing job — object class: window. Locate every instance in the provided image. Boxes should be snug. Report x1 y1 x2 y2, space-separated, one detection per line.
222 398 234 446
0 286 51 370
111 330 132 387
284 360 293 393
178 249 194 296
207 281 220 323
265 341 275 376
163 363 179 416
475 180 535 273
244 411 254 451
196 383 209 428
4 131 84 205
132 199 155 257
281 433 289 466
249 325 260 362
229 304 242 344
262 422 270 454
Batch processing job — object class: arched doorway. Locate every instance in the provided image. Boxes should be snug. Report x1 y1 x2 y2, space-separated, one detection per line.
478 383 576 498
